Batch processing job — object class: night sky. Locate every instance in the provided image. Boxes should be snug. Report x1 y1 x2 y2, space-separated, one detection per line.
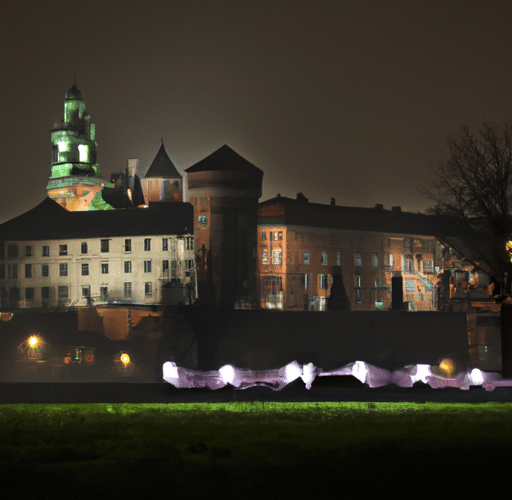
2 0 512 223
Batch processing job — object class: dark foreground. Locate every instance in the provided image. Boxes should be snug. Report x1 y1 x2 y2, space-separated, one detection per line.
2 380 512 403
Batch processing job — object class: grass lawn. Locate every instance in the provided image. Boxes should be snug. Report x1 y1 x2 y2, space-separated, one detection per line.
0 401 509 498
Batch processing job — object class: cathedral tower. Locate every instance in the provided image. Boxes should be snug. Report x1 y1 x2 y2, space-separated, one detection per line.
46 84 113 211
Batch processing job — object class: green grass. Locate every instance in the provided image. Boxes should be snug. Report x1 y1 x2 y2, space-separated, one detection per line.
1 402 509 497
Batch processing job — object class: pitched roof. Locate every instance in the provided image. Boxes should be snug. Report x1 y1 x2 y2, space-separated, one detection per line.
185 145 262 173
0 198 193 241
144 143 181 179
258 196 475 240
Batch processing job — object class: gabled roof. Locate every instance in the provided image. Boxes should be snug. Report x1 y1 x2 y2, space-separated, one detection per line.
144 143 181 179
0 198 193 241
258 196 476 240
185 145 262 173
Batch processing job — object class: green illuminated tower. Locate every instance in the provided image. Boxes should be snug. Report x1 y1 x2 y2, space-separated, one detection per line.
47 84 113 211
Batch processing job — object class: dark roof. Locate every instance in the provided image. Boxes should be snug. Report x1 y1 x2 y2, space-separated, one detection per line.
0 198 193 241
258 196 475 239
185 145 262 173
65 84 83 101
144 143 181 179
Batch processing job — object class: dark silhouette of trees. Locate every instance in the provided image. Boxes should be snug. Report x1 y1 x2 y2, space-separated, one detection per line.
423 122 512 292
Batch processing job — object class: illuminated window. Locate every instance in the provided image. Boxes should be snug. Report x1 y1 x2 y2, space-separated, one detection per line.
145 282 152 297
59 245 67 256
303 273 310 289
262 252 268 265
162 238 168 251
59 263 68 276
25 246 33 257
124 282 132 298
423 260 434 273
42 245 50 257
272 250 282 265
124 261 132 273
144 260 152 273
42 264 49 277
78 144 88 162
124 239 131 252
405 279 415 292
144 238 151 251
25 264 32 278
303 252 310 265
25 288 34 300
319 274 329 289
81 263 89 276
260 231 266 241
101 239 109 253
355 275 362 288
101 262 108 274
354 253 362 267
275 231 283 241
321 252 328 266
198 215 207 226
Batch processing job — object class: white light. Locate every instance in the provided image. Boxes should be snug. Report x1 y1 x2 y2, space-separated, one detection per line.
352 361 368 384
219 364 236 385
284 362 302 383
162 361 179 379
411 364 432 384
470 368 484 386
78 144 88 162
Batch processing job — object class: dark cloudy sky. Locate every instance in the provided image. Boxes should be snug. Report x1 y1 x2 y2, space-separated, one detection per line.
2 0 512 223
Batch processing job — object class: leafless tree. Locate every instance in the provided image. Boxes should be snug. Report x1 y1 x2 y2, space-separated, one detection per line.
423 122 512 291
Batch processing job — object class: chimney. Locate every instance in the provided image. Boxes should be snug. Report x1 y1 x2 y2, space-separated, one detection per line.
374 203 383 211
391 206 401 213
330 198 336 206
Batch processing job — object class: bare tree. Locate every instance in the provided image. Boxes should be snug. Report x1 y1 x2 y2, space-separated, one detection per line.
423 122 512 291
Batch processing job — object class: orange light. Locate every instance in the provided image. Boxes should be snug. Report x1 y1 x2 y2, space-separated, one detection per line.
120 353 131 367
439 358 455 377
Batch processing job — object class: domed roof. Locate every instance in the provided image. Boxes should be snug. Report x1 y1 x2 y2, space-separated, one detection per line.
65 84 83 101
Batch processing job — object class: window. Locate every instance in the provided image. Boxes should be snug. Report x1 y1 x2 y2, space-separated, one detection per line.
186 237 194 250
162 260 169 272
274 231 283 241
321 252 328 266
405 279 416 292
124 261 132 273
42 245 50 257
25 264 32 278
355 275 362 288
25 246 33 257
124 239 132 252
197 215 207 225
162 238 168 251
144 260 152 273
81 263 89 276
9 287 20 301
145 282 152 297
101 262 108 274
373 277 382 288
0 265 4 280
144 238 151 251
303 273 310 290
8 245 18 258
41 287 50 300
405 259 414 273
423 260 434 274
58 286 68 299
25 288 34 300
371 253 379 268
337 252 341 266
81 242 88 254
262 252 268 265
9 265 18 279
59 263 68 276
355 288 362 305
124 282 132 298
385 253 394 269
272 250 282 265
303 252 310 265
319 274 329 289
101 239 109 253
100 286 108 301
59 245 67 256
354 253 363 267
260 231 266 241
82 285 90 298
42 264 49 277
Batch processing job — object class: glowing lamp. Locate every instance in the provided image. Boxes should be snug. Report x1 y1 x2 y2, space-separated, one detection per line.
470 368 484 386
119 353 131 367
219 364 236 385
438 358 455 378
28 335 40 348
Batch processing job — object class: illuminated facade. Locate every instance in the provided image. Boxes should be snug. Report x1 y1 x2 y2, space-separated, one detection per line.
257 196 451 311
0 199 196 309
47 84 114 211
